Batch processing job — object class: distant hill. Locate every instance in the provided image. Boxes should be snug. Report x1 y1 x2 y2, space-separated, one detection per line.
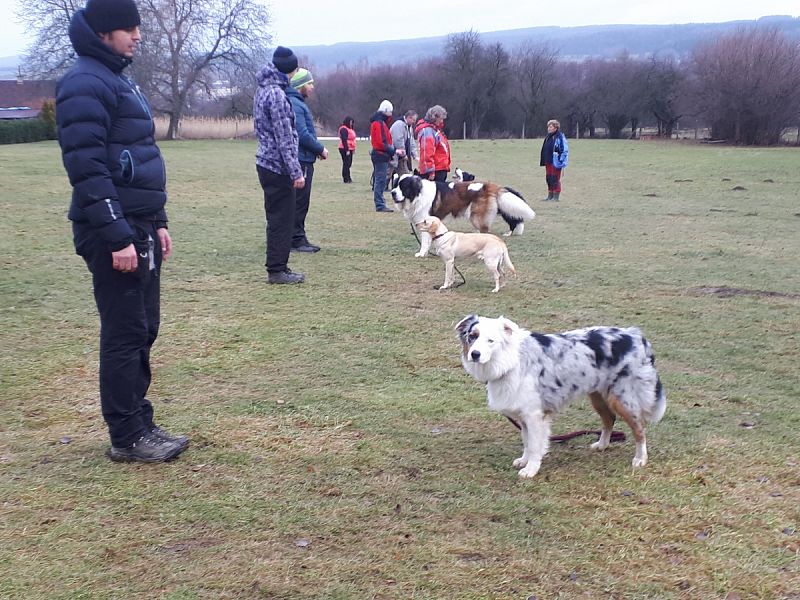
296 16 800 73
4 16 799 78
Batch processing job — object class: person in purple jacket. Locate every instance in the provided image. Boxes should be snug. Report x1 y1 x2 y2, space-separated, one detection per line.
254 46 306 284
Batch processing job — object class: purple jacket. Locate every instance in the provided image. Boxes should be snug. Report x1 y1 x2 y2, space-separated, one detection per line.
253 63 302 181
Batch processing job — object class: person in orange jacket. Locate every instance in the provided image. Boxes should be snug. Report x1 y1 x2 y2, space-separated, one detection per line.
415 105 451 182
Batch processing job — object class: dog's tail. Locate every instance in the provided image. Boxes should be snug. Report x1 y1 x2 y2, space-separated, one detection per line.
643 337 667 424
497 187 535 235
500 247 516 277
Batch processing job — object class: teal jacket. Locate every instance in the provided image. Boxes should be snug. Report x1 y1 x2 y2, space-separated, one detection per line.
286 87 325 163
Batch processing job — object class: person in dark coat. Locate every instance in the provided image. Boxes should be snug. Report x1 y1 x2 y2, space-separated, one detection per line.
539 119 570 201
286 68 328 253
253 46 306 283
56 0 188 463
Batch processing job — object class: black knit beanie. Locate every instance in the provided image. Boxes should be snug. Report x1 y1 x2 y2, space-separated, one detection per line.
272 46 298 74
84 0 141 33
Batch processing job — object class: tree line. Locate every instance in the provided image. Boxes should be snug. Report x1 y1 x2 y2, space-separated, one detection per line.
306 27 800 145
19 0 800 145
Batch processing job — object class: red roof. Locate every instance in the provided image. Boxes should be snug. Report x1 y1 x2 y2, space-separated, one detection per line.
0 79 56 110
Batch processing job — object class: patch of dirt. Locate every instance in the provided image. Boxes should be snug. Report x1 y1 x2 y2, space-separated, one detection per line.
689 286 800 299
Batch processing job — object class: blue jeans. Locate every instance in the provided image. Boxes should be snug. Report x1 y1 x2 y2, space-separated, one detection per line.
371 159 388 210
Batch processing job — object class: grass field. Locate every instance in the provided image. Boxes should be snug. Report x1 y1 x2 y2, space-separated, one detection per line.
1 138 798 599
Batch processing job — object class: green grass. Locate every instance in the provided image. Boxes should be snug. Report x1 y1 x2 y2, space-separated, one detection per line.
1 138 798 599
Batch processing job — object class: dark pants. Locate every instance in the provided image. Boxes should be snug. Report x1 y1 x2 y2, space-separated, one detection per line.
434 170 448 182
339 148 353 183
73 219 162 448
257 165 296 273
545 163 563 192
293 162 314 246
371 158 389 209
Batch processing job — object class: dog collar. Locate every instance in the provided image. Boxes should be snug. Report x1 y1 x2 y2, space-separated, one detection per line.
431 232 448 240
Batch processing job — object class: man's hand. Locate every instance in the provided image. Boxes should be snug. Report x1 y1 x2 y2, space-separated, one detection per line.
320 148 329 160
427 172 435 180
396 149 406 157
157 227 172 261
112 243 138 272
293 176 306 189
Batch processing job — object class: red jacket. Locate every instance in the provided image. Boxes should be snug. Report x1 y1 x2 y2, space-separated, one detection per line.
415 119 450 175
369 111 395 162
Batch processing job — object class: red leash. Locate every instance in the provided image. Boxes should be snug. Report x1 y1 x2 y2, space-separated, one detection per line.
504 416 627 443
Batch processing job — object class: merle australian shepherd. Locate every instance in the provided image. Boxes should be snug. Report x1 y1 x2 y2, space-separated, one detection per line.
390 174 535 257
455 315 667 479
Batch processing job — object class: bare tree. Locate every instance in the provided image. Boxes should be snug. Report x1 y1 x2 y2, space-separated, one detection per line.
511 41 558 138
134 0 271 139
584 55 648 138
17 0 82 77
644 55 689 138
18 0 271 140
692 26 800 144
444 31 510 138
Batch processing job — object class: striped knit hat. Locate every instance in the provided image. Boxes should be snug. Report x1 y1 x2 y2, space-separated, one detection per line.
290 68 314 89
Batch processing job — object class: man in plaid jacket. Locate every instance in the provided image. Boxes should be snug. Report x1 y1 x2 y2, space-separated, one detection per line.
254 46 306 284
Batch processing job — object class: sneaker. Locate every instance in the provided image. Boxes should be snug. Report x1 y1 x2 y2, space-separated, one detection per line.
149 424 190 452
268 270 305 284
291 243 320 253
106 431 182 463
376 206 395 213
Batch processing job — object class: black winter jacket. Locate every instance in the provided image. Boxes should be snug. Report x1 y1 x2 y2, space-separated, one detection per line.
57 9 167 251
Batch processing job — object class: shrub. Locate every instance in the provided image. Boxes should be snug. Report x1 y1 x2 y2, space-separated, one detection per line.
0 116 54 145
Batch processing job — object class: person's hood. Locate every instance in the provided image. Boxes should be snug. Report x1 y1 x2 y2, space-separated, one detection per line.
257 62 289 89
285 86 305 103
415 118 433 135
68 9 131 73
370 111 390 124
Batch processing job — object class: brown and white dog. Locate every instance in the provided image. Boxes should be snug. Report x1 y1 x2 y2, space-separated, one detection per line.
417 216 516 292
390 174 535 257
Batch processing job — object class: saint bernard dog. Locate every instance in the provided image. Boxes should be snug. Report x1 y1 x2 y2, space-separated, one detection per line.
390 174 535 258
455 315 667 479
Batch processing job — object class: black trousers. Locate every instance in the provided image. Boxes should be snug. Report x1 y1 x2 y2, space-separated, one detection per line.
73 220 162 448
339 148 353 182
257 165 296 273
293 162 314 246
434 170 448 182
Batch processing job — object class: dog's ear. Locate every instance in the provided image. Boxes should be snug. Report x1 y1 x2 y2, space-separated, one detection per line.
498 316 519 338
455 314 479 339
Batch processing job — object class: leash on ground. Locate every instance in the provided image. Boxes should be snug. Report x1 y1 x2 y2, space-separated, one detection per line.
409 222 466 288
505 416 627 443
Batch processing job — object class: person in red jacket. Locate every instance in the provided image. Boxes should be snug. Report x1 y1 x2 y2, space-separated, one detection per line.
416 104 451 182
369 99 404 212
338 116 356 184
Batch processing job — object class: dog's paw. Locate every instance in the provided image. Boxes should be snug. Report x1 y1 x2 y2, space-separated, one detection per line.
591 440 609 451
491 288 500 293
414 251 427 258
631 456 648 468
518 463 541 479
512 456 528 469
503 231 513 237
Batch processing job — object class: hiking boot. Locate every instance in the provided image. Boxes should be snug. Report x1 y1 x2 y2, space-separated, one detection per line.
376 206 395 212
149 424 190 452
106 431 182 463
542 192 554 201
291 242 320 253
552 192 560 201
268 270 305 284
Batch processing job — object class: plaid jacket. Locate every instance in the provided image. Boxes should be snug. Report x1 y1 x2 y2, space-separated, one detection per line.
254 64 302 181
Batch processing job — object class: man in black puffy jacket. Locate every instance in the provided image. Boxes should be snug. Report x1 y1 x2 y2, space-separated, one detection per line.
56 0 188 463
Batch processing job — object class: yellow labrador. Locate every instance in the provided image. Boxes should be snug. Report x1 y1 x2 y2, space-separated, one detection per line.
417 216 516 292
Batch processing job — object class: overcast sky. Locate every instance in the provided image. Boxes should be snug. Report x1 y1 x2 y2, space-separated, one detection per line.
1 0 798 56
